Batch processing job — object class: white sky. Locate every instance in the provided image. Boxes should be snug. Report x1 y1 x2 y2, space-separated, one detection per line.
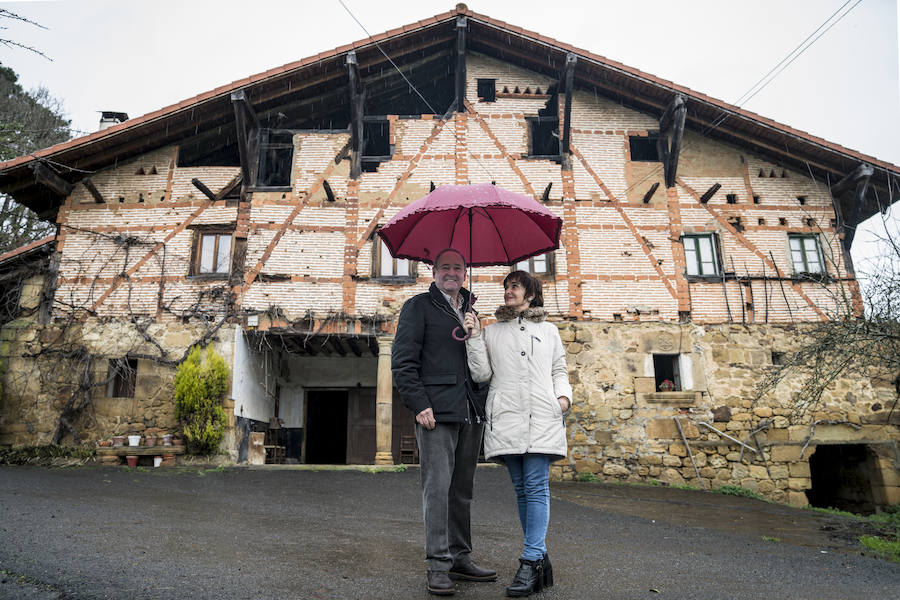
1 0 898 265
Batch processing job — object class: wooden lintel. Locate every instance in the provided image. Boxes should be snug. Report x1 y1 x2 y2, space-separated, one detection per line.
658 95 686 188
698 183 721 204
322 179 336 202
541 182 553 203
214 173 243 201
830 163 874 198
191 178 217 201
346 337 363 358
347 51 364 180
560 52 577 159
31 162 74 197
642 182 660 204
81 177 104 203
455 16 467 112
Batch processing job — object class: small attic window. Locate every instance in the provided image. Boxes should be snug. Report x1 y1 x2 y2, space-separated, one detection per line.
629 135 660 162
726 194 737 204
477 79 496 102
527 117 559 158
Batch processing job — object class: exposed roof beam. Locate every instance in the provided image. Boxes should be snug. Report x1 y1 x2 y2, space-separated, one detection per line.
31 162 73 197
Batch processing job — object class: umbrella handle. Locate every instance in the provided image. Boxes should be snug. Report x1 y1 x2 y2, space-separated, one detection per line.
451 326 471 341
451 291 477 341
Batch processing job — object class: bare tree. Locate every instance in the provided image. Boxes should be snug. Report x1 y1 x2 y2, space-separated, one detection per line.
757 204 900 419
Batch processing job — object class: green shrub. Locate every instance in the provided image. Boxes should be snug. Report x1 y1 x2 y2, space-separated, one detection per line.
575 472 598 483
715 484 765 501
174 345 229 456
0 444 94 466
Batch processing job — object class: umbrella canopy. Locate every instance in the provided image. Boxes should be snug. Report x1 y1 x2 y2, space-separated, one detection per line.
377 183 562 267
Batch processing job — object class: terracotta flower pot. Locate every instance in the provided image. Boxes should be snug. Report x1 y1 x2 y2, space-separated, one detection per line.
112 435 127 447
97 440 112 447
144 436 158 447
172 437 184 447
126 455 139 468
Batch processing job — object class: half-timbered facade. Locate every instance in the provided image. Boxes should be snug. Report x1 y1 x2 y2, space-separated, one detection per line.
1 5 897 509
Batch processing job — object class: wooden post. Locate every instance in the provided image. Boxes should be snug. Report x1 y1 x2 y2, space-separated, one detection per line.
831 163 873 253
657 95 686 188
191 178 217 201
560 52 577 168
455 16 467 112
347 51 364 180
231 90 260 192
698 183 721 204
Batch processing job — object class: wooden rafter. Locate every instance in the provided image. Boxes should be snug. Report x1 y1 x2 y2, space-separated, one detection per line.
81 178 104 203
31 162 73 197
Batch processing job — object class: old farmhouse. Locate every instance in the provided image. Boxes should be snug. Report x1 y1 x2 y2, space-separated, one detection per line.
0 5 898 510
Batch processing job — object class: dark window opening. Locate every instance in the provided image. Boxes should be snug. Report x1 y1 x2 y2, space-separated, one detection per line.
753 195 760 204
808 444 880 514
107 357 138 398
797 196 806 205
257 129 293 188
758 218 766 226
362 120 392 173
678 311 691 323
653 354 681 391
726 194 737 204
779 217 787 226
477 78 496 102
527 117 560 158
629 135 660 162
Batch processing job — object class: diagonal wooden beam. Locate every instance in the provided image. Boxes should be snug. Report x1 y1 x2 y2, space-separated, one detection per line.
215 173 243 201
677 177 827 321
569 142 616 202
89 200 215 313
81 177 104 203
467 103 537 198
191 178 217 201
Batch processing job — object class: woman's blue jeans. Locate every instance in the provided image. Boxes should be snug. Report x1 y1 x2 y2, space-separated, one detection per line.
504 453 553 561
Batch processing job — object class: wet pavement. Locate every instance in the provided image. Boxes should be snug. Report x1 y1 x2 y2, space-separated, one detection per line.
0 465 897 599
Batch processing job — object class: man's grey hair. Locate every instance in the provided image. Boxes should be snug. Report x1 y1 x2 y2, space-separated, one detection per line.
432 248 467 269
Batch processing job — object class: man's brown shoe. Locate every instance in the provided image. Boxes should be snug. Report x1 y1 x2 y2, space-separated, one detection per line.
449 559 497 582
427 571 455 596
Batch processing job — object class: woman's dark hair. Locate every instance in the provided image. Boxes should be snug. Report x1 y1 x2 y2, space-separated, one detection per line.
503 270 543 308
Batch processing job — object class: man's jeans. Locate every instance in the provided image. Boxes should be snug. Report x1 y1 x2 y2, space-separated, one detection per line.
416 420 484 572
505 453 553 561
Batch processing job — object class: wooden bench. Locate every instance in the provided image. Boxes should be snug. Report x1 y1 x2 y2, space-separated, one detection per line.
96 445 185 466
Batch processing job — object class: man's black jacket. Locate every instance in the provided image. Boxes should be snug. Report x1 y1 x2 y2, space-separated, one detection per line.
391 283 488 423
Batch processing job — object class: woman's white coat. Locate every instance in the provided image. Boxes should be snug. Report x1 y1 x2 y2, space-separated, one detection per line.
466 306 572 461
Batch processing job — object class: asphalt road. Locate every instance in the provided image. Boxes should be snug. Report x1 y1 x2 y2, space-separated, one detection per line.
0 465 896 599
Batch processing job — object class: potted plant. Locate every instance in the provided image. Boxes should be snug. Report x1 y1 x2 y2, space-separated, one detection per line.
658 379 676 392
144 434 158 447
161 433 173 446
112 433 127 447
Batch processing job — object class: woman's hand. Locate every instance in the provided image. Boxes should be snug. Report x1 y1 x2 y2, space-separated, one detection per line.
557 396 570 413
463 312 481 337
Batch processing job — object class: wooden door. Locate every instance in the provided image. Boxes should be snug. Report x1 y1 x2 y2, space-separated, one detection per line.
346 387 376 464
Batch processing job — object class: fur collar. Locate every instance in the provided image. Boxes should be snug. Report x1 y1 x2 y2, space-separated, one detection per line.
495 305 548 322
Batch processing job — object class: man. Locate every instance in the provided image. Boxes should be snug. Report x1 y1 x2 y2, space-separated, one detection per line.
392 248 496 596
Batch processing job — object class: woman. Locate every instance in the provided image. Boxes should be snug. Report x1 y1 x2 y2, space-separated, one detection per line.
463 270 572 597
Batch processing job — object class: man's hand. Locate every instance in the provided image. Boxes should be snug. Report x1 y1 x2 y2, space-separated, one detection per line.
463 312 481 337
416 407 436 430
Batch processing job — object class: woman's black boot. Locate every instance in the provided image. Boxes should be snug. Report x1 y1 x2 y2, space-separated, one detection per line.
541 552 553 588
505 558 544 597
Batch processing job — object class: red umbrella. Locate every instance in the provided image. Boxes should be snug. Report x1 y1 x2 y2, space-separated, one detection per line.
378 183 561 266
378 183 563 339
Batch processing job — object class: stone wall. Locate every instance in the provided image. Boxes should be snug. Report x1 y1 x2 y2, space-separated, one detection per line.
553 320 899 506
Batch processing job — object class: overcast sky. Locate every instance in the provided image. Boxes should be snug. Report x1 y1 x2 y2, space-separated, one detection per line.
1 0 898 265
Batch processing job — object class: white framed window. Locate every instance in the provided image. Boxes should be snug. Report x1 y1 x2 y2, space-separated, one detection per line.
789 234 825 274
683 234 720 276
373 236 415 279
193 231 232 275
516 252 554 276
